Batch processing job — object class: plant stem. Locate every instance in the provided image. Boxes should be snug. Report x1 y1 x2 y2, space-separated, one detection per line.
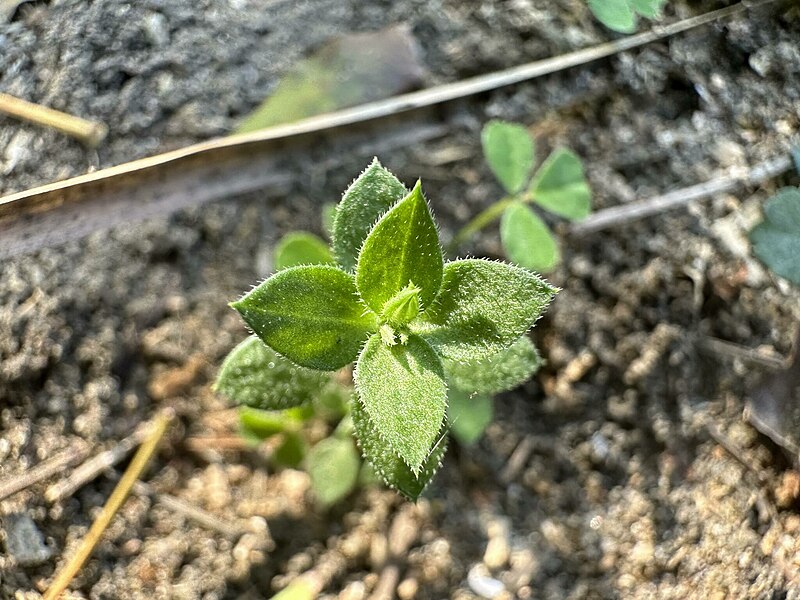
447 197 517 253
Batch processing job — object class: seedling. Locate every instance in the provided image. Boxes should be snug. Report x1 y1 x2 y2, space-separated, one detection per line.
451 120 591 273
588 0 667 34
217 160 556 500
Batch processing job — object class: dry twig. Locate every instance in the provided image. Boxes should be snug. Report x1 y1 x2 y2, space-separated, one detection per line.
0 92 108 147
43 410 173 600
570 155 793 236
45 427 148 503
0 442 89 502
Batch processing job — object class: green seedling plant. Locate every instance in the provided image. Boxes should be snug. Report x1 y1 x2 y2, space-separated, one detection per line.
451 120 591 273
588 0 667 33
217 159 556 500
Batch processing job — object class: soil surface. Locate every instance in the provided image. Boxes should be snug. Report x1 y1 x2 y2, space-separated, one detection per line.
2 1 800 599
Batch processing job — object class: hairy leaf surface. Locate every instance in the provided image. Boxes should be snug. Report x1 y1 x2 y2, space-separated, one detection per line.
351 398 447 500
414 259 557 361
445 336 542 395
274 232 334 271
356 182 443 313
501 202 560 273
232 266 376 370
749 187 800 285
481 120 535 195
529 148 591 220
332 159 407 272
307 437 360 506
355 334 447 471
448 390 493 446
216 336 329 409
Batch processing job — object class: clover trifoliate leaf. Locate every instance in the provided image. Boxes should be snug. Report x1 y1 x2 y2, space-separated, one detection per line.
414 259 557 362
351 397 447 500
501 202 560 273
749 187 800 285
447 389 493 446
231 265 377 371
306 437 360 506
332 159 408 272
529 148 591 221
631 0 666 19
588 0 636 33
274 232 334 271
355 333 447 471
216 336 329 409
356 182 443 314
444 336 542 395
481 120 535 195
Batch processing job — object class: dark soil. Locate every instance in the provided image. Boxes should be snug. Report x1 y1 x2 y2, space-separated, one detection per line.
2 0 800 598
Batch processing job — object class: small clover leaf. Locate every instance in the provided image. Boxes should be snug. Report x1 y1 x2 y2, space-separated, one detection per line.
588 0 666 33
355 333 447 471
501 202 560 273
448 390 493 446
356 182 443 314
413 259 557 362
749 187 800 286
482 120 535 195
445 335 542 395
351 397 447 500
216 336 329 409
306 437 360 506
274 232 334 271
231 265 377 371
332 158 408 272
529 148 591 221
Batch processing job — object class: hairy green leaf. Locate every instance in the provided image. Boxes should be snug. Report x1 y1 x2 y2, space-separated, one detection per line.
501 202 560 273
274 232 334 271
355 334 447 471
231 266 376 371
448 390 493 446
216 336 329 409
445 336 542 395
749 187 800 285
356 182 443 313
332 159 408 272
529 148 591 220
351 397 447 500
414 259 557 362
307 437 360 506
588 0 636 33
481 120 535 195
238 406 311 442
381 283 421 327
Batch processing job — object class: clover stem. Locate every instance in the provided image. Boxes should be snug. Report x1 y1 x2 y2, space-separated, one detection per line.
447 196 521 254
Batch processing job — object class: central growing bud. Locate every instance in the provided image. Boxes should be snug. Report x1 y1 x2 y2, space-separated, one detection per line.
380 283 421 328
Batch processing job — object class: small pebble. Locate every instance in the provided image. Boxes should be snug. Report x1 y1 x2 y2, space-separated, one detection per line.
2 513 52 567
468 563 505 599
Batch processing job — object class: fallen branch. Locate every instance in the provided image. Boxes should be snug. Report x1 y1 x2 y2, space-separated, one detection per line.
0 92 108 147
570 155 793 236
0 0 777 260
0 441 89 502
43 410 173 600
